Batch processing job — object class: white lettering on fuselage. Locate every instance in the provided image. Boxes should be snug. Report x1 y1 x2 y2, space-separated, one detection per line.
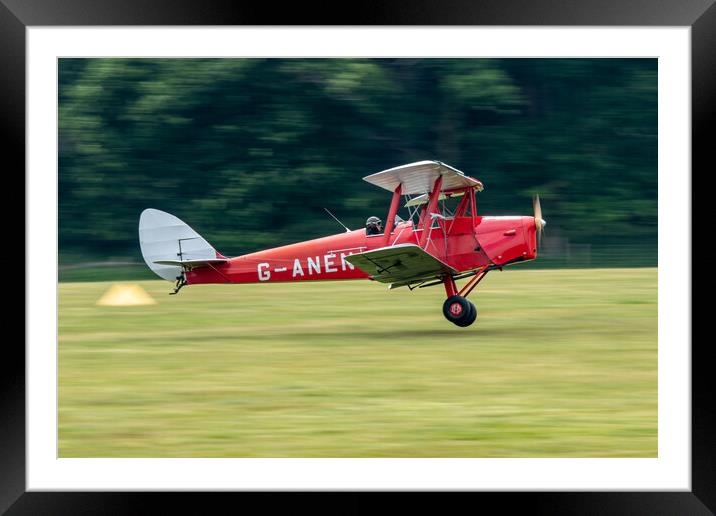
324 253 337 273
292 259 304 277
307 256 321 275
258 262 270 281
258 251 356 281
340 252 354 271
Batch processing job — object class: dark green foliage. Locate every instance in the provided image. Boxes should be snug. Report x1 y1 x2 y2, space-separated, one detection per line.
59 58 656 266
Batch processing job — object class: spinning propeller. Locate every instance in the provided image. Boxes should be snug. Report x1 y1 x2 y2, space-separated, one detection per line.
533 194 546 248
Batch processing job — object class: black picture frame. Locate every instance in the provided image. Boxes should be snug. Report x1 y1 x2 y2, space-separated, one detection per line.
4 1 708 513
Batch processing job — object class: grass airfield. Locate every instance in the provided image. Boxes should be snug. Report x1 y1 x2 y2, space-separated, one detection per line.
58 268 657 457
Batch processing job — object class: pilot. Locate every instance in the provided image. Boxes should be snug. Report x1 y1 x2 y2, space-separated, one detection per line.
365 216 383 236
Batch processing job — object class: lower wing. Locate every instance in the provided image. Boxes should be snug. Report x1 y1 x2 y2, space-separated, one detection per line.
344 244 456 285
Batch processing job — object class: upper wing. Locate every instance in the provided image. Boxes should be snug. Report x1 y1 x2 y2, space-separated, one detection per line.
363 160 483 196
344 243 456 285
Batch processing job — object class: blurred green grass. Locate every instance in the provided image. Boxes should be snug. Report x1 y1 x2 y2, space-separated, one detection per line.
59 267 657 457
59 264 156 283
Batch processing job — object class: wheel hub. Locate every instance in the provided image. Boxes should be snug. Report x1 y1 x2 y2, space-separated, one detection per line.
449 302 463 316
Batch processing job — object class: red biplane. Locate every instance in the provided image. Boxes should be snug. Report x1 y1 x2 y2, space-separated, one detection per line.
139 161 545 327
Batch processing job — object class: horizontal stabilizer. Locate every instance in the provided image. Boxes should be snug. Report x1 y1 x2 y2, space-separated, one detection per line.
153 258 228 269
345 243 456 284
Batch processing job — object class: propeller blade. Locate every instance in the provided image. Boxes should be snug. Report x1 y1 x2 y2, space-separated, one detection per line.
533 194 546 248
533 195 544 230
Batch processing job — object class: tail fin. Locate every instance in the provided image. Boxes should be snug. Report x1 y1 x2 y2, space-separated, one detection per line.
139 209 226 281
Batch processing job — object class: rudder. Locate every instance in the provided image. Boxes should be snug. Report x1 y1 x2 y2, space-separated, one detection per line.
139 209 223 281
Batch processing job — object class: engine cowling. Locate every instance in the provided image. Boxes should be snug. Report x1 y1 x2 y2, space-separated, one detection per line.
474 216 537 266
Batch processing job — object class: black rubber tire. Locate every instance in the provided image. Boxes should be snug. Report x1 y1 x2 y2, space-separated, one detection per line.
453 301 477 327
443 295 472 325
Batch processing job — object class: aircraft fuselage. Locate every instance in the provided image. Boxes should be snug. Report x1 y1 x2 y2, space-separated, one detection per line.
186 215 537 285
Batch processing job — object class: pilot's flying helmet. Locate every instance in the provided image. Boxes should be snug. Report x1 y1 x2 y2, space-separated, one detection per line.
366 216 382 227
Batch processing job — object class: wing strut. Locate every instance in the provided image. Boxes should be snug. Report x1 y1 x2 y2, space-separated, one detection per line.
418 176 443 248
381 183 403 245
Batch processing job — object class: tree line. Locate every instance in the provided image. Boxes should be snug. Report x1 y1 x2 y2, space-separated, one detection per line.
59 58 657 266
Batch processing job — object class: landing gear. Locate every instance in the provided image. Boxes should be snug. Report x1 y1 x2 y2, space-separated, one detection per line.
440 270 489 327
443 295 478 327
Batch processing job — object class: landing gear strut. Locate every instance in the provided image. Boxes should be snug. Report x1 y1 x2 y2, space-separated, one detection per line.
441 270 488 327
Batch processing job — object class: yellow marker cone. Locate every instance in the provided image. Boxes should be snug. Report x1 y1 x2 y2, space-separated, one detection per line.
96 284 157 306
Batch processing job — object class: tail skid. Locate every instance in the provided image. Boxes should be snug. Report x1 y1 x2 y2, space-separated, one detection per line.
169 274 187 295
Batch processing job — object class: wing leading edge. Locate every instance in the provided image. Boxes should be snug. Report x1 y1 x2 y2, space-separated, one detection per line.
344 244 456 285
